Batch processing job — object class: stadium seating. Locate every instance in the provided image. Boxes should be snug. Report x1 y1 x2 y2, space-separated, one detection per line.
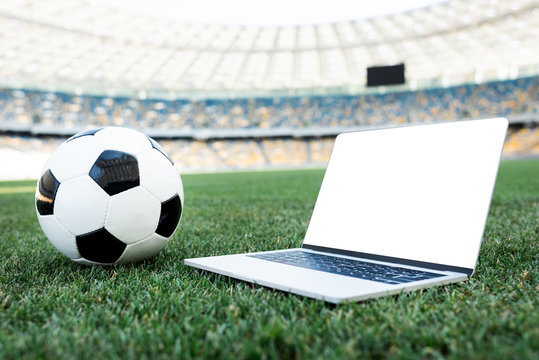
503 126 539 157
1 76 538 178
2 125 538 179
1 76 538 130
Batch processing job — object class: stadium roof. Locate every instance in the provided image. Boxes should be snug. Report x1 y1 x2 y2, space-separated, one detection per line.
0 0 538 98
100 0 446 26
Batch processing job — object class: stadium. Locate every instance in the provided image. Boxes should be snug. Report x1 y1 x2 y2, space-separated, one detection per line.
0 0 537 358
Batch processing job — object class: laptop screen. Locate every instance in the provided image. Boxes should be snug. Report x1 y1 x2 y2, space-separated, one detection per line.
303 118 508 270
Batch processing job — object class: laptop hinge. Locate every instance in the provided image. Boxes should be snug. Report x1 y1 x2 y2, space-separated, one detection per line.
302 244 473 276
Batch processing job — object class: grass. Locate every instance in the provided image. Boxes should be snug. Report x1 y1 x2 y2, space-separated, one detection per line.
0 160 537 359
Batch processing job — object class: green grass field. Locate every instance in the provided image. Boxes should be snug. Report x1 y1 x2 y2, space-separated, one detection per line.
0 160 537 359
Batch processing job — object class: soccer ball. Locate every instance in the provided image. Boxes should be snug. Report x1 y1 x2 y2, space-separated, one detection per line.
35 127 184 265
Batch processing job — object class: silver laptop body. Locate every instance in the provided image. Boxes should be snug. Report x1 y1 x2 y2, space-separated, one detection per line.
185 118 509 303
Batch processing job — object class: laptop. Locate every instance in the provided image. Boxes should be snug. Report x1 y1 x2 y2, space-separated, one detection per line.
185 118 509 303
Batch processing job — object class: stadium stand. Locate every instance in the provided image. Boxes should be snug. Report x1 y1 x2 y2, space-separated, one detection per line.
1 124 537 179
212 140 266 169
1 76 539 131
503 126 539 157
1 76 538 178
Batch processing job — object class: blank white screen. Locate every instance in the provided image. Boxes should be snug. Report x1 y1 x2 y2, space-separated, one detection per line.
303 118 508 270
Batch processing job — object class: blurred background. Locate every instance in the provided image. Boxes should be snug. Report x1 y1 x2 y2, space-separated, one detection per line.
0 0 538 179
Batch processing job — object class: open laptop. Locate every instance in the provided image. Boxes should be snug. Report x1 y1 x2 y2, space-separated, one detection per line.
185 118 509 303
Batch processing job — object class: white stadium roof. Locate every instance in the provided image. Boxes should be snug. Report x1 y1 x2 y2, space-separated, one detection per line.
0 0 538 98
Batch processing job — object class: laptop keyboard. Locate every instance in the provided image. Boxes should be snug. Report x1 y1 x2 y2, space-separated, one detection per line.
248 250 444 285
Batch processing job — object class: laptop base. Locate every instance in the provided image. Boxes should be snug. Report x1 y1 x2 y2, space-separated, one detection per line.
185 248 468 303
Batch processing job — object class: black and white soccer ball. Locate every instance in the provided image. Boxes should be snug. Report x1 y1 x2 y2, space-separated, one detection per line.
35 127 184 265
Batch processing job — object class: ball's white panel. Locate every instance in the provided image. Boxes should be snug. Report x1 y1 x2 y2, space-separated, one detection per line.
176 166 184 206
105 187 160 244
48 136 103 182
54 177 110 235
94 127 151 155
138 148 180 202
37 215 80 258
116 233 168 264
72 258 106 266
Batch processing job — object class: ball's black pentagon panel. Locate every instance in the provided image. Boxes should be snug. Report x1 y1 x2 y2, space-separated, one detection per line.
66 127 105 143
76 228 126 263
156 194 182 238
89 150 139 196
36 170 60 216
147 136 173 164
